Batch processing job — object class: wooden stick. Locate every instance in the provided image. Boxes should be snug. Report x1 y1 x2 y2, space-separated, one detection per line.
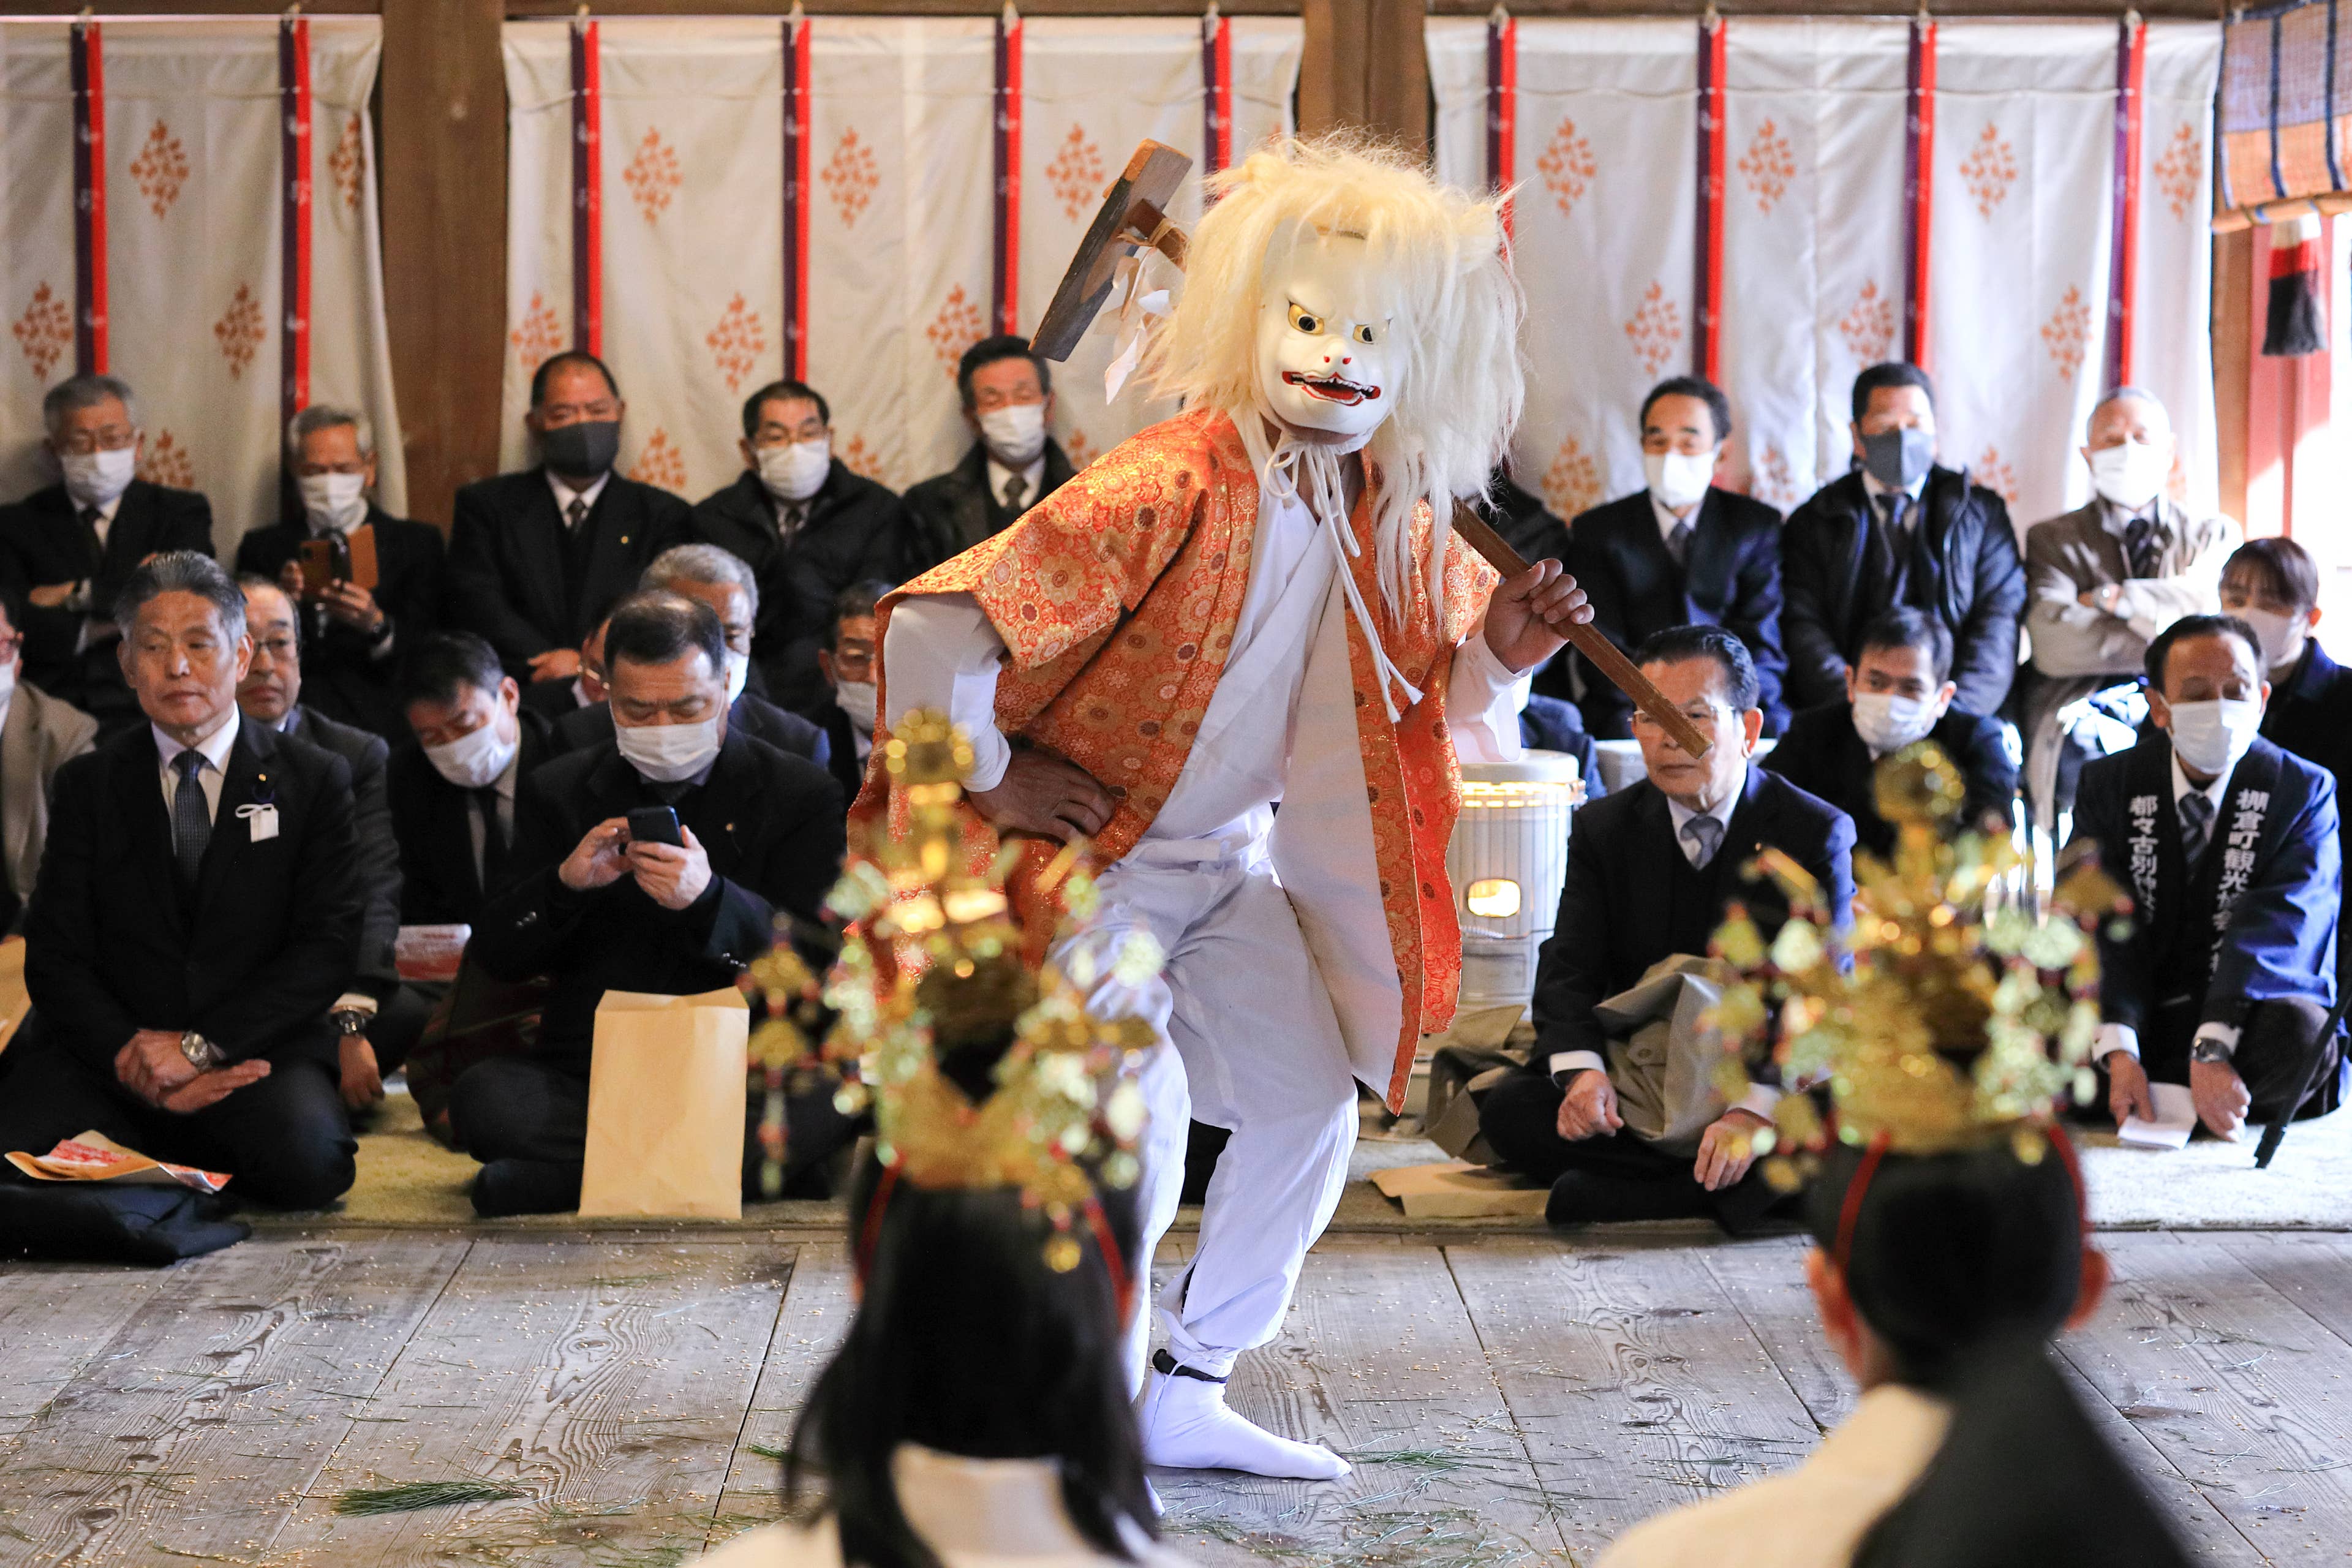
1449 504 1713 759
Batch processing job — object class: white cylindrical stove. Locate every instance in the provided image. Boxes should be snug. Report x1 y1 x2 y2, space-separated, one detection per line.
1446 752 1584 1012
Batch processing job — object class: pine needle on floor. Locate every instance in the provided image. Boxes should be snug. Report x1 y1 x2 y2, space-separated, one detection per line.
331 1480 529 1516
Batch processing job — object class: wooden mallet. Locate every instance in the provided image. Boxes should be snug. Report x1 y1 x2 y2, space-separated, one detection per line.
1029 139 1711 760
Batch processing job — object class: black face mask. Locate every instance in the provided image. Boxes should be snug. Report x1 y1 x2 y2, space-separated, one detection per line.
540 419 620 478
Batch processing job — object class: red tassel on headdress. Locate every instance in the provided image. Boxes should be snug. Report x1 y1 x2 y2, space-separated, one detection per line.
2263 214 2326 358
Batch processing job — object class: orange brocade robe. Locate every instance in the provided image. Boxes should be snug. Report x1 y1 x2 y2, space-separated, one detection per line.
853 405 1499 1109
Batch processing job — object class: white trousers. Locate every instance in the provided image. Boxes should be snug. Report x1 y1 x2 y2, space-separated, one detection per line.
1055 829 1362 1389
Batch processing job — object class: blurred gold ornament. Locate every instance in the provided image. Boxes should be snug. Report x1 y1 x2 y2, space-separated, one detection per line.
1711 741 2104 1172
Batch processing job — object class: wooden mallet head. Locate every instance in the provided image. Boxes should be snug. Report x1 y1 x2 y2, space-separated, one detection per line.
1029 140 1193 364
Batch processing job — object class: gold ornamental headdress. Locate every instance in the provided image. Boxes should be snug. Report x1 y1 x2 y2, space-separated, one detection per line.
746 710 1160 1273
1709 742 2129 1189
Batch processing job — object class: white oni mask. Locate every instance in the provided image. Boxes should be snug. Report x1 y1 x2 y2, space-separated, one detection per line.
1254 233 1396 447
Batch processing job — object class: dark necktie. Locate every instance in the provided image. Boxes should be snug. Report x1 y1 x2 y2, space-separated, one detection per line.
473 786 510 890
77 505 105 575
1680 815 1724 870
1664 519 1692 568
1001 474 1028 516
565 497 589 533
1862 494 1912 609
779 501 807 540
2179 790 2217 868
2124 513 2163 580
171 750 211 891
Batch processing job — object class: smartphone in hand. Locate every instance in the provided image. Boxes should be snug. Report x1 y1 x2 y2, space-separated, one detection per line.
625 804 684 848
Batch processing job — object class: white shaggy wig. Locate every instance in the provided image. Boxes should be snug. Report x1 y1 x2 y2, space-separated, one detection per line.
1144 134 1525 618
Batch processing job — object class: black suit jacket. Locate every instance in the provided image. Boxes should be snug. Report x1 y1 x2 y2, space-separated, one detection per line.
470 731 846 1060
520 677 590 725
688 465 910 714
385 709 557 927
234 507 447 742
2262 637 2352 980
1527 764 1856 1071
549 690 829 770
281 705 400 997
0 480 214 728
901 439 1077 576
447 468 691 674
1567 488 1790 736
1762 702 2016 859
23 717 361 1074
1782 467 2026 719
810 695 869 805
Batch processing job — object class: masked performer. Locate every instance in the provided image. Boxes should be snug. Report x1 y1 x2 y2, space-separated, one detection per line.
1597 745 2186 1568
865 138 1587 1479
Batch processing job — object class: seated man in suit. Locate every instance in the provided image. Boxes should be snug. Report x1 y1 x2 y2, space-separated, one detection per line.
1568 377 1789 736
901 336 1077 575
519 617 607 725
0 584 98 932
549 545 828 767
235 404 447 744
0 552 361 1210
808 578 886 806
689 379 908 714
237 576 429 1111
2072 613 2341 1140
451 590 847 1215
448 352 690 688
1782 362 2025 721
0 374 213 736
2016 388 2237 824
390 631 558 929
1764 607 2015 858
2227 537 2352 997
1480 625 1856 1229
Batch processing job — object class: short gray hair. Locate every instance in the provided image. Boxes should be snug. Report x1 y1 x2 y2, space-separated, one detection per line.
286 402 375 465
641 543 759 619
2089 385 2171 436
42 374 138 439
115 551 246 643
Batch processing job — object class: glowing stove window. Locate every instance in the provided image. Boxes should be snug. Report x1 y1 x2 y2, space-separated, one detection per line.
1464 878 1521 918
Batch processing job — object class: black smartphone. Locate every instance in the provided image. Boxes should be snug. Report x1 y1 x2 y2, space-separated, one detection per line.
626 804 683 848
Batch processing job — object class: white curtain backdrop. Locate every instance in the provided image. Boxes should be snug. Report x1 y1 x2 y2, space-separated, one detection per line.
0 19 403 557
1431 16 2221 530
502 15 1300 502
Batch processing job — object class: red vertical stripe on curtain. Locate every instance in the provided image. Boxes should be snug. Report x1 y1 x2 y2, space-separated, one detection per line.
993 8 1024 335
70 20 107 377
1902 16 1936 370
1694 16 1726 381
783 13 812 382
571 18 603 356
2104 16 2146 390
1202 9 1232 189
280 17 314 424
1487 11 1517 243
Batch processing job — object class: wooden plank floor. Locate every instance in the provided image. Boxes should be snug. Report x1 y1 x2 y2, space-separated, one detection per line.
2 1228 2348 1567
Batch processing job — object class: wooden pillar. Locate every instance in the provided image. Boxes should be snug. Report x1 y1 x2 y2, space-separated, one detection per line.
380 0 507 528
2212 228 2251 527
1300 0 1427 154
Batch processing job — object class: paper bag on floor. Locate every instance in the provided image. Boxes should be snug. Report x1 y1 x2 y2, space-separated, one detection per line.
579 987 750 1219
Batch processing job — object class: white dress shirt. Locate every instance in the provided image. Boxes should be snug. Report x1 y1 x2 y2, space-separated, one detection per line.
547 469 612 524
1649 489 1699 544
467 742 524 888
2095 753 2237 1065
153 708 241 829
985 453 1047 515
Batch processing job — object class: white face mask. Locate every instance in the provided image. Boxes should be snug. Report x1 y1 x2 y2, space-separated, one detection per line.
977 403 1047 469
722 648 750 704
1255 233 1395 446
834 677 876 736
1643 449 1716 513
2166 697 2264 779
2235 605 2310 674
1851 692 1939 754
60 447 137 510
758 437 831 505
615 713 724 783
424 718 516 791
2087 440 2171 511
297 472 369 533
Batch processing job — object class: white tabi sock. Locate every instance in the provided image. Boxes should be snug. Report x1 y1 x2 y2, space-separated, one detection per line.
1138 1366 1351 1481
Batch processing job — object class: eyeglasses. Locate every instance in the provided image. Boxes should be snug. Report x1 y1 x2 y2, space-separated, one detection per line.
1629 703 1730 734
251 635 300 664
56 427 136 456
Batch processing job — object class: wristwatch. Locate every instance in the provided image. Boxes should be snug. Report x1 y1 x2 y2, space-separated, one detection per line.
330 1008 372 1038
2188 1036 2237 1065
179 1031 226 1070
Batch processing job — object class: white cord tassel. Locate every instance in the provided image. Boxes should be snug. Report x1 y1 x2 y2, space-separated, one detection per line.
1260 438 1423 722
